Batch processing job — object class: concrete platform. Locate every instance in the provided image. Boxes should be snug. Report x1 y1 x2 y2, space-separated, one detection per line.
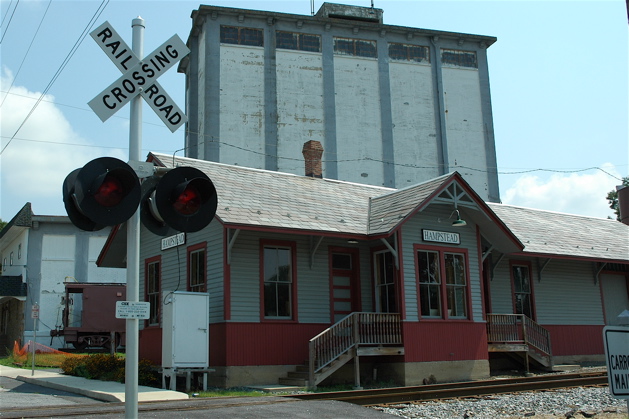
0 365 189 402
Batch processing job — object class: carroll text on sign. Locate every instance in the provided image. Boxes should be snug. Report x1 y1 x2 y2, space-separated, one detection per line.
603 326 629 399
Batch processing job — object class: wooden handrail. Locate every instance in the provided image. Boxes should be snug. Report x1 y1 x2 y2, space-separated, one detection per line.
308 312 402 386
486 314 552 356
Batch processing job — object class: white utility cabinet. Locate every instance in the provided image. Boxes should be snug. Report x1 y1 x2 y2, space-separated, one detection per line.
161 291 209 369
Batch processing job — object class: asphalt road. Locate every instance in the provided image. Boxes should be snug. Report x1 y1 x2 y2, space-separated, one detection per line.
0 375 394 418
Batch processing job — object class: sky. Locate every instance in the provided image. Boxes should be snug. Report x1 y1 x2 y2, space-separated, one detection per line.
1 0 627 222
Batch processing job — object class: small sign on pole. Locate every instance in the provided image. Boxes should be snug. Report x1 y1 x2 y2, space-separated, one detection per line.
116 301 150 319
31 304 40 319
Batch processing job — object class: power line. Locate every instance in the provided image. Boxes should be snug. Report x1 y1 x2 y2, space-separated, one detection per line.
0 0 20 44
0 0 109 155
0 0 52 108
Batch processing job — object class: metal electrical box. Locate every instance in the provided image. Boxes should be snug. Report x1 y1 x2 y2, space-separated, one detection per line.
161 291 209 369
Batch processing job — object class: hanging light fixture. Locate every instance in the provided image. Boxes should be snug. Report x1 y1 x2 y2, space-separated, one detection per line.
451 209 467 227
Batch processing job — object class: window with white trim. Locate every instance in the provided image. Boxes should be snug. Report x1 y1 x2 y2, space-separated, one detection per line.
263 246 293 319
417 247 469 319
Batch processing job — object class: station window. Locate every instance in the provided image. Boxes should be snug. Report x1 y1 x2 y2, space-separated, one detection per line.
145 257 161 326
333 37 377 58
188 243 207 293
511 261 535 319
261 241 296 320
220 26 263 47
416 246 469 319
388 43 430 63
276 31 321 52
441 49 477 68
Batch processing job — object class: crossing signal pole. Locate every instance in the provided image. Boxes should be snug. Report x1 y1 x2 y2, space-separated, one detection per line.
62 18 216 419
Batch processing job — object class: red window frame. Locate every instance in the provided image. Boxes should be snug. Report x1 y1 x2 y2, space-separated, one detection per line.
509 260 536 320
187 242 207 292
259 239 298 322
414 244 472 320
144 255 161 327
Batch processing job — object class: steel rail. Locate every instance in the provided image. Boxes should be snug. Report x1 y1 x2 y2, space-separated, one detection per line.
287 371 608 406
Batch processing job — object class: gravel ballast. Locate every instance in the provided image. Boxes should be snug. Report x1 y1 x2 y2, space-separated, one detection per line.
372 386 628 419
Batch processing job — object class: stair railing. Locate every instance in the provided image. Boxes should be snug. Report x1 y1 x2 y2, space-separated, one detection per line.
308 312 402 387
486 313 552 357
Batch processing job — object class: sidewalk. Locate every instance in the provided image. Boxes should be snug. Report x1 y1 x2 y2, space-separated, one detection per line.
0 365 189 403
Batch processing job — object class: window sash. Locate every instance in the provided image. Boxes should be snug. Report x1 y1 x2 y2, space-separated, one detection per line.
189 249 206 292
263 247 292 319
418 249 468 319
146 261 160 325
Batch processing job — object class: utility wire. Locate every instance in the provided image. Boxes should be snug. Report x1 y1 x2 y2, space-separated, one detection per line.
0 0 20 44
0 0 52 108
0 0 109 155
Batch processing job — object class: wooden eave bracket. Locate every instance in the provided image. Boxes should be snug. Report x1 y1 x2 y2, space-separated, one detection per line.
537 258 551 282
227 228 240 265
490 252 505 281
380 236 399 269
309 236 324 269
594 262 607 285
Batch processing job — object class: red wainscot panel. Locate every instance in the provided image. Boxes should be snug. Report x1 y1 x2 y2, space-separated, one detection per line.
543 325 605 356
139 327 162 364
402 322 489 362
224 323 329 366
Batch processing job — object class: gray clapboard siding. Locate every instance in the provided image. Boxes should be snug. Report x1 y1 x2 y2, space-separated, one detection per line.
400 206 482 322
490 257 604 325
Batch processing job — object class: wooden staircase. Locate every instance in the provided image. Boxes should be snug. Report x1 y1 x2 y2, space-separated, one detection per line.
486 314 553 372
279 312 404 389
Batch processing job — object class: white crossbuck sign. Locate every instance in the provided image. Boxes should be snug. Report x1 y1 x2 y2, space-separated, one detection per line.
88 21 190 132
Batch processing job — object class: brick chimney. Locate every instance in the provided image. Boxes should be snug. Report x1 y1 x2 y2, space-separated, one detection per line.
617 185 629 225
302 140 324 178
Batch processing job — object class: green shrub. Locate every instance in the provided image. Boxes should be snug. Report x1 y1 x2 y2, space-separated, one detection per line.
60 356 87 375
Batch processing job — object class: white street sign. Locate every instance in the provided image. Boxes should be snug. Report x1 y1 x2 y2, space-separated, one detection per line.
88 22 189 132
31 304 40 319
603 326 629 400
116 301 150 319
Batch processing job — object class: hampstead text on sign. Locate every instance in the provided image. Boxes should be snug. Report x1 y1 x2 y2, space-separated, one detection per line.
422 229 461 245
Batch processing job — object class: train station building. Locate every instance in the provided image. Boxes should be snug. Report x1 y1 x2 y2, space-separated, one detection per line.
98 150 629 388
96 2 629 388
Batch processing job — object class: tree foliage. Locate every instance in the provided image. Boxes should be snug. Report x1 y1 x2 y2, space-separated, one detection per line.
606 176 629 221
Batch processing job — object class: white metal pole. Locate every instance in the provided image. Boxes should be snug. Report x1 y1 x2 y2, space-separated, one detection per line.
31 303 38 376
126 16 144 419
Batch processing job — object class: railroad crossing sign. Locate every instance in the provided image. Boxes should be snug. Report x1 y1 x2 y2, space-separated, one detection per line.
88 21 189 132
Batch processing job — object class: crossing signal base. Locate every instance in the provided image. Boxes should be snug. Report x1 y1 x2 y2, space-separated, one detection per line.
63 157 217 235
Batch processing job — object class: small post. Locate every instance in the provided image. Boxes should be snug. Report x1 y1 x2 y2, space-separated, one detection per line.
31 302 39 376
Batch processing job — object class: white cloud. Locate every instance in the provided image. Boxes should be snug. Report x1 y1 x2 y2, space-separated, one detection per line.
0 67 126 218
502 164 622 219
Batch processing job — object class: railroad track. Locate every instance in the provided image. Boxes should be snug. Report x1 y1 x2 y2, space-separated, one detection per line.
287 371 609 406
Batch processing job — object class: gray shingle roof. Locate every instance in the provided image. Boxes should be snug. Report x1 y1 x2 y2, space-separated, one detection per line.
151 153 393 235
487 203 629 262
368 174 452 235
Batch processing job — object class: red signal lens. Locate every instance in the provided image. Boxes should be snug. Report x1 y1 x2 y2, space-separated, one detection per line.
173 184 201 215
94 174 124 207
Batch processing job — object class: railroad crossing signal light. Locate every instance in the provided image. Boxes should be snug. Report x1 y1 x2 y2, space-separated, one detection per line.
141 167 217 235
62 157 141 231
